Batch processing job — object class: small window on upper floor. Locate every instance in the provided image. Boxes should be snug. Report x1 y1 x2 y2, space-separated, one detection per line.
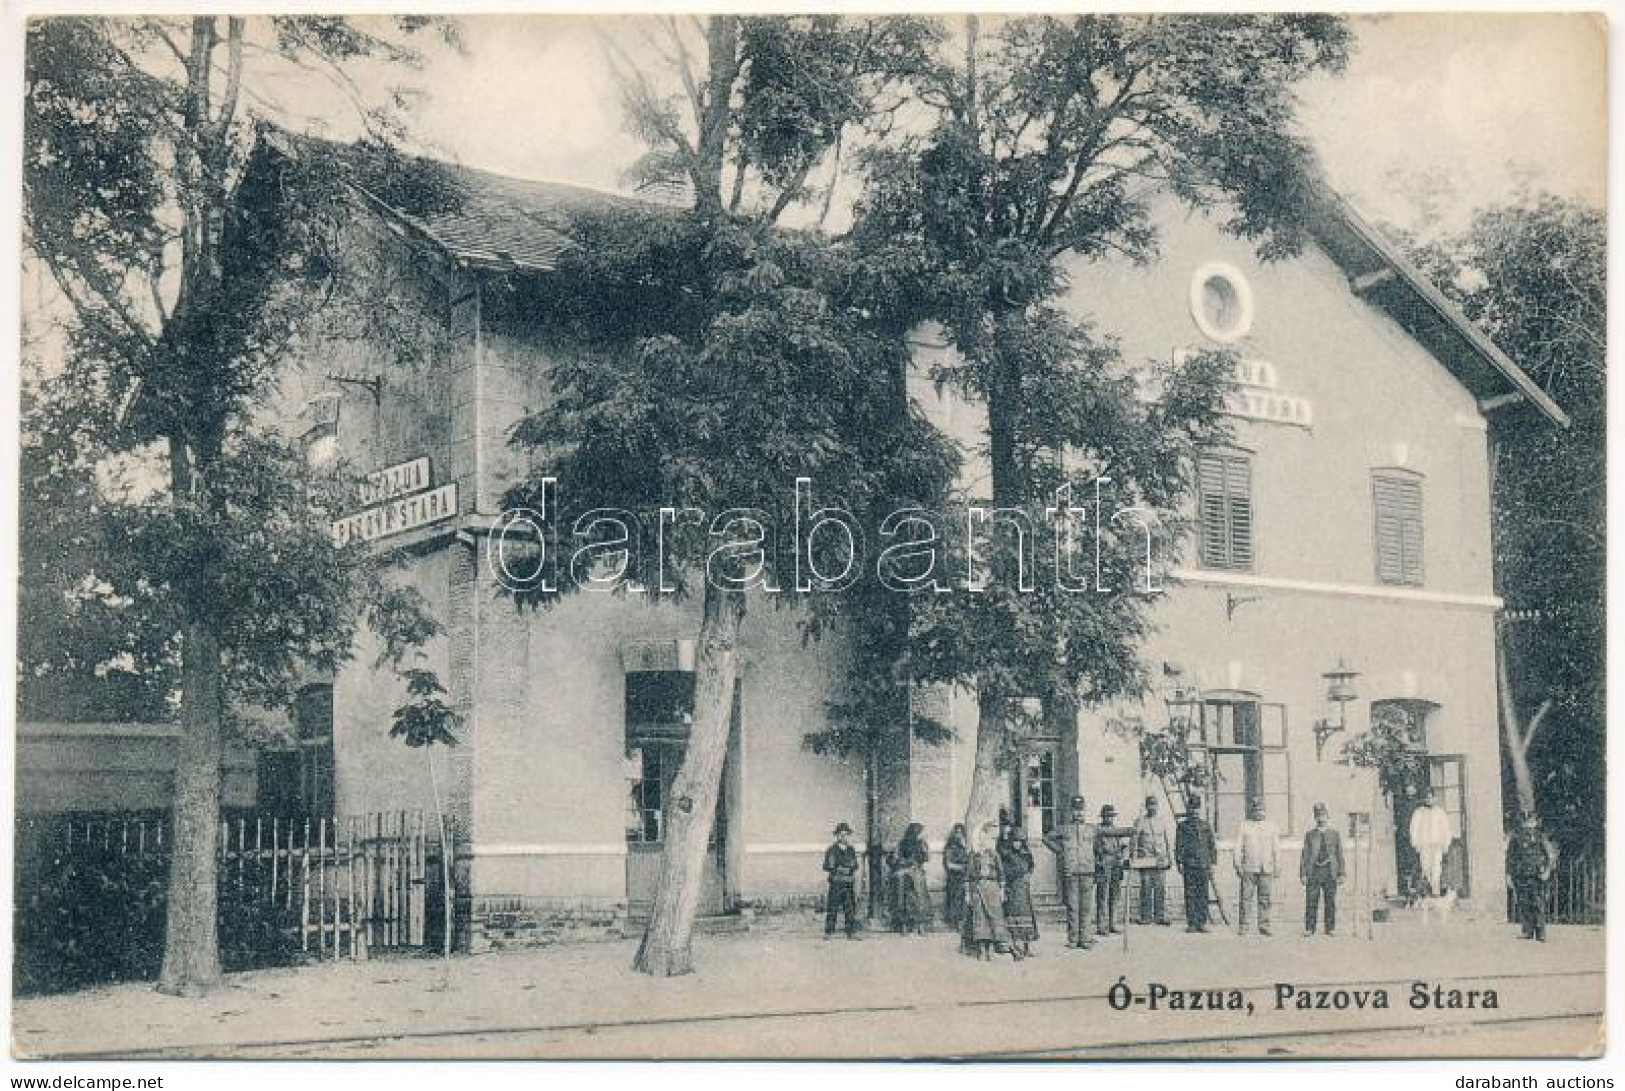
1190 262 1255 343
1196 450 1254 571
1372 469 1425 586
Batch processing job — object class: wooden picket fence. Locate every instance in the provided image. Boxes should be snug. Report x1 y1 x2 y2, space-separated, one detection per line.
16 809 438 988
1505 846 1604 926
219 811 432 958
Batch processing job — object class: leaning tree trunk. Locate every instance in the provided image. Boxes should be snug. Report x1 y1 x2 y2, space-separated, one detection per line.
963 689 1007 848
1495 631 1545 820
960 315 1025 849
158 618 225 994
634 585 747 976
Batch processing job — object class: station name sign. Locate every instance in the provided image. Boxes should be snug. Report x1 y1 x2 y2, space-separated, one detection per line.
1175 349 1314 429
358 456 432 506
333 455 458 547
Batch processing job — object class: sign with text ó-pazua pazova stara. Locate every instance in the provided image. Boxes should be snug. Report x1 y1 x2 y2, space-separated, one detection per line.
330 455 458 547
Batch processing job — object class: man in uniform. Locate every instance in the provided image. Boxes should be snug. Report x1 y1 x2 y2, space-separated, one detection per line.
822 822 862 939
1131 794 1173 926
1300 802 1344 936
1042 795 1097 949
1506 809 1558 942
1094 804 1128 935
1234 798 1280 936
1175 795 1217 932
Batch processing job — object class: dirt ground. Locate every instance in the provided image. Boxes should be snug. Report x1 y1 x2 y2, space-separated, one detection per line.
11 918 1605 1060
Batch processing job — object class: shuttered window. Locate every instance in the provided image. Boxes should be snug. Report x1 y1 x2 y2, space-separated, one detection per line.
1196 451 1253 570
1372 471 1425 586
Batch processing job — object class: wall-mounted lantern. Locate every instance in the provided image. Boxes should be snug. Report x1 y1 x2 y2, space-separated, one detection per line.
1313 657 1360 760
1160 662 1202 735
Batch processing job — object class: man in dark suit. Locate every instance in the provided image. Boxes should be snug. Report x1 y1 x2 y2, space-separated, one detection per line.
1301 802 1345 936
823 822 862 939
1506 809 1558 942
1174 795 1217 932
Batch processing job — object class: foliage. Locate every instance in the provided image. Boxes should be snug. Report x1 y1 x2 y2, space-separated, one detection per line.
13 814 304 996
608 15 938 218
390 668 461 749
1137 720 1213 789
1338 703 1427 799
842 15 1350 807
1405 195 1603 847
21 16 456 726
22 15 453 989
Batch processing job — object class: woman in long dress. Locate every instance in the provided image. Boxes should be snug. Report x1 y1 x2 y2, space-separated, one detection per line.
942 823 970 929
962 821 1014 960
999 826 1039 960
892 823 931 935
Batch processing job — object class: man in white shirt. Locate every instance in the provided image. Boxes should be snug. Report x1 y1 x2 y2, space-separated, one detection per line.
1233 799 1280 936
1408 790 1454 898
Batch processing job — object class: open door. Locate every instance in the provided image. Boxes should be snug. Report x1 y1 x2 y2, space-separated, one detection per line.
623 671 738 921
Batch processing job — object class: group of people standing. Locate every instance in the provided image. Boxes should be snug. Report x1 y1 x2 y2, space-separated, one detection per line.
824 795 1561 951
824 791 1352 950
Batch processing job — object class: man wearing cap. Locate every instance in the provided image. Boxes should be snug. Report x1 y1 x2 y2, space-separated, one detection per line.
1042 796 1098 949
822 822 861 939
1094 804 1129 935
1506 810 1558 942
1175 795 1218 932
1131 795 1173 926
1300 802 1345 936
1233 798 1280 936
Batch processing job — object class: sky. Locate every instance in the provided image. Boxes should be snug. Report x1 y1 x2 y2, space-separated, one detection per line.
357 13 1606 239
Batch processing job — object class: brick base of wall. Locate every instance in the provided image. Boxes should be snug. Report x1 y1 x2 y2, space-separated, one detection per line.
467 897 629 952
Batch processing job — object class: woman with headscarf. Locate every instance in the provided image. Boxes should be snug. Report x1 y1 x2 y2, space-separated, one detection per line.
942 823 970 929
962 820 1015 960
999 825 1039 960
891 822 931 935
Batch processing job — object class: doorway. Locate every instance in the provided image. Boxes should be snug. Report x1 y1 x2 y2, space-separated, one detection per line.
1009 744 1060 902
1377 699 1468 898
623 672 740 920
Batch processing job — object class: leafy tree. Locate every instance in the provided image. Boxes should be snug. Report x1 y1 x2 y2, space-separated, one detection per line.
849 15 1351 838
505 15 942 975
1407 196 1604 847
22 15 453 993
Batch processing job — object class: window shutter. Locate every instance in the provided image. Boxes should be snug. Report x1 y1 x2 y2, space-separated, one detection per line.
1198 456 1230 567
1259 703 1287 749
1373 472 1424 585
1196 451 1254 570
1228 461 1254 568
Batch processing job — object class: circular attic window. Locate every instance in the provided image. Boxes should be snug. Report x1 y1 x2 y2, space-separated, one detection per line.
1189 262 1255 343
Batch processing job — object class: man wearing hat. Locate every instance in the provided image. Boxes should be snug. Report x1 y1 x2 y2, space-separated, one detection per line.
1234 798 1281 936
1042 796 1098 949
1506 809 1558 942
1131 794 1173 926
822 822 862 939
1175 795 1218 932
1300 802 1345 936
1094 804 1129 935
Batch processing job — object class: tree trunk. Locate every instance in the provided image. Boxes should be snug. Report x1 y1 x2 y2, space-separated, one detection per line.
961 318 1025 850
157 618 224 994
633 585 747 976
964 690 1007 848
427 746 453 959
1495 632 1541 819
